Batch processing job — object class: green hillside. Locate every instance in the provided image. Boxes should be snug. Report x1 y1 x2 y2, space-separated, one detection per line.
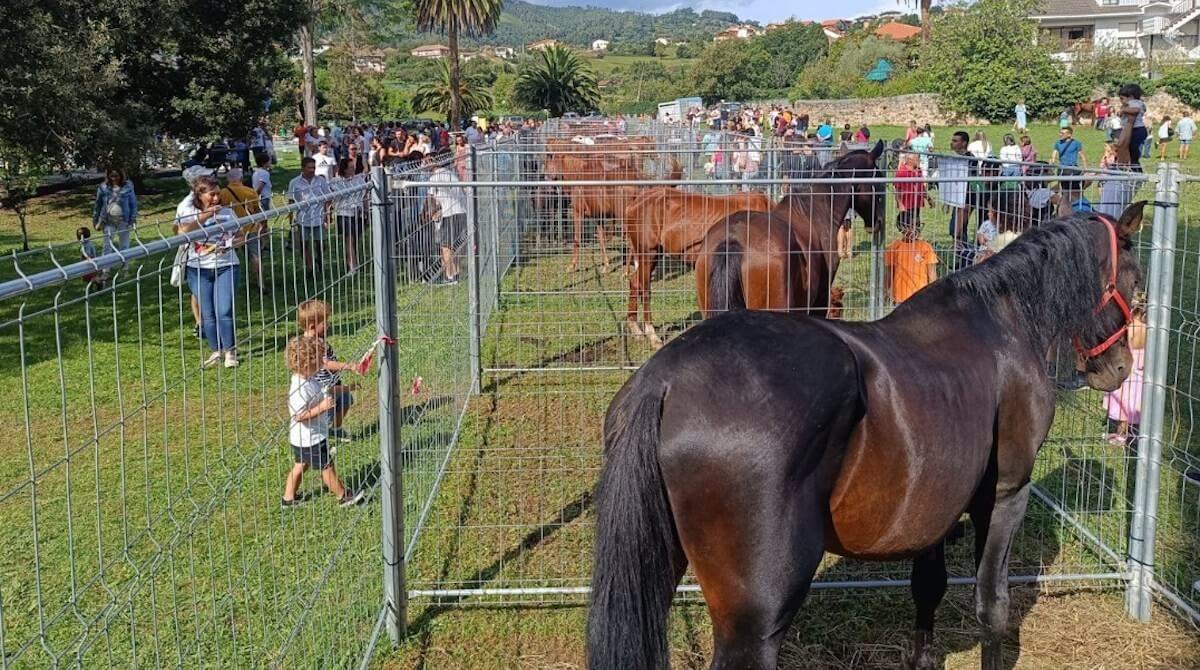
423 1 743 49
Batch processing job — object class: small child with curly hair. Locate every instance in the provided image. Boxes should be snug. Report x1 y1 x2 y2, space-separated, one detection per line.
283 334 363 508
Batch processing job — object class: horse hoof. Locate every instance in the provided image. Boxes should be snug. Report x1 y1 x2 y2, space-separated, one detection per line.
901 645 942 670
645 327 664 350
625 320 645 337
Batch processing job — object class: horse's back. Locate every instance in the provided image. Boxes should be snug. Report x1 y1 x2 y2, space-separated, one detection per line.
637 311 862 494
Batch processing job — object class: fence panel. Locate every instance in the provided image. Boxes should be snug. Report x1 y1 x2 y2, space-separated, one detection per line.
0 176 386 667
398 128 1188 619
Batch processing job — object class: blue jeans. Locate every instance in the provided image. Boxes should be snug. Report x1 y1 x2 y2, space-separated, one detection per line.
186 265 239 352
102 224 132 255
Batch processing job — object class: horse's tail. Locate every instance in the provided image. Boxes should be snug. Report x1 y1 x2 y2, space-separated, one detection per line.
588 382 680 670
706 238 746 314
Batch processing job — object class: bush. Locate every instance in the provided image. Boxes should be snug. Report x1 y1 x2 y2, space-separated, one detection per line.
921 0 1090 122
791 35 914 100
1159 67 1200 109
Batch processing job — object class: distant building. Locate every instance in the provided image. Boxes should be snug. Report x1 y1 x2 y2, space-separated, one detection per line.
655 37 671 45
1030 0 1200 67
352 50 387 74
527 39 559 51
713 24 761 41
874 21 923 41
461 50 481 62
592 39 610 51
482 45 514 59
411 44 450 59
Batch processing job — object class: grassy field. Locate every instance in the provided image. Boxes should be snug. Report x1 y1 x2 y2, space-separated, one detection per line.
0 124 1197 668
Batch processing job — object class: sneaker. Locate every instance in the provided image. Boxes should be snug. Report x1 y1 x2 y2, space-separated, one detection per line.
202 351 222 369
338 490 365 507
224 351 239 368
328 427 351 443
281 497 304 509
435 275 459 286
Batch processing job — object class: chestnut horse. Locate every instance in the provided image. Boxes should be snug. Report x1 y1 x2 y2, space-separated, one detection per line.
622 187 774 347
588 202 1146 670
544 140 680 272
695 142 886 320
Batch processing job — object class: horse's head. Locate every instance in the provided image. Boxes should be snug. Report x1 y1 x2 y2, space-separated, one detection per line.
1076 201 1146 392
832 140 886 232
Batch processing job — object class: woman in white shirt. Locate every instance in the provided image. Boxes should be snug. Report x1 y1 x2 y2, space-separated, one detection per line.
1157 116 1172 160
967 131 993 158
998 134 1023 176
177 175 241 368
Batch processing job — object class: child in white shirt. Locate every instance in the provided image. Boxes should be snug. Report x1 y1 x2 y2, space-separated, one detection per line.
282 335 364 508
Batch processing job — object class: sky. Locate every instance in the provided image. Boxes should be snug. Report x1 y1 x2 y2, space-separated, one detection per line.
524 0 908 23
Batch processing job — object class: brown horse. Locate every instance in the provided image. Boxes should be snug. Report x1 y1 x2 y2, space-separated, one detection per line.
695 142 886 320
588 202 1146 670
543 141 680 272
622 187 774 347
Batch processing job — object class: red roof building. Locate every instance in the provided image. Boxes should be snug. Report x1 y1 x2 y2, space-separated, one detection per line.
874 21 923 41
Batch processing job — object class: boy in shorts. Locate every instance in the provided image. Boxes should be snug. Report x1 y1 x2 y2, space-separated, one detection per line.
283 334 364 508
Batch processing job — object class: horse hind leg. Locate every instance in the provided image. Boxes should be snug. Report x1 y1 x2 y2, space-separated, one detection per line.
684 494 825 670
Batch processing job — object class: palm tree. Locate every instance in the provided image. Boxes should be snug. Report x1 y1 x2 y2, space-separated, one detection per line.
513 45 600 118
411 59 494 121
414 0 503 131
901 0 935 42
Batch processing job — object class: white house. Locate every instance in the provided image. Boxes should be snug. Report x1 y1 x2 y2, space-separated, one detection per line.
592 39 610 51
410 44 450 59
655 37 671 45
713 24 761 41
1031 0 1200 68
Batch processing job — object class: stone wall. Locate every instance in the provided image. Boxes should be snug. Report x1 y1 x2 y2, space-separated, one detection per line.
756 91 1195 127
1144 90 1196 123
781 94 981 127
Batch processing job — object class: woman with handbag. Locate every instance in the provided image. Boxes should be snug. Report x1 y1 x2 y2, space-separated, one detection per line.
91 168 138 255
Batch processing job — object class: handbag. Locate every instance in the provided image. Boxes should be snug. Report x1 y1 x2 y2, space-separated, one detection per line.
169 245 187 287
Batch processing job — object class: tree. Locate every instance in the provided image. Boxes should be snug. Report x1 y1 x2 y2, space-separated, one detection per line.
0 0 298 169
414 0 503 131
513 45 600 117
756 22 828 90
921 0 1087 121
411 59 494 120
322 47 387 122
687 39 771 104
899 0 935 41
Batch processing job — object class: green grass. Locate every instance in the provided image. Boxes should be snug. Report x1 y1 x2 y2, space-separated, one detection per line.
0 125 1197 668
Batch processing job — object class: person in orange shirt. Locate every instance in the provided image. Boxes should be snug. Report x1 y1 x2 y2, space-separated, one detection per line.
883 217 938 304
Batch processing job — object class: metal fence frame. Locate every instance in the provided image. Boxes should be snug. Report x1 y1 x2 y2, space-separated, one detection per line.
1 124 1197 669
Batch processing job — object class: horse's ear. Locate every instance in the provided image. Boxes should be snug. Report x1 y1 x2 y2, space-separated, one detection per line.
1117 200 1147 239
871 140 884 160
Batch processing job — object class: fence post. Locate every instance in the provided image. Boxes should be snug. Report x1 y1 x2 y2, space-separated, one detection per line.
467 147 483 395
489 150 502 312
371 166 407 643
1125 162 1179 623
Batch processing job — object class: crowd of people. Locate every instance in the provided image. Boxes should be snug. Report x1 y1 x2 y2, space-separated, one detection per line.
70 84 1190 481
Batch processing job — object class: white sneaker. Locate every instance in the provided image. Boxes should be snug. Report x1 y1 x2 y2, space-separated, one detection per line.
224 351 239 368
202 351 222 369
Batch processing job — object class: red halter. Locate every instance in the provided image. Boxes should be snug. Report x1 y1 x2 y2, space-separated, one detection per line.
1074 216 1133 359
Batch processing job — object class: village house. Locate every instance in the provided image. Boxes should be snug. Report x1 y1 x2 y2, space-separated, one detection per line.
410 44 450 59
713 24 761 41
873 21 923 41
527 39 560 51
1030 0 1200 68
591 39 610 51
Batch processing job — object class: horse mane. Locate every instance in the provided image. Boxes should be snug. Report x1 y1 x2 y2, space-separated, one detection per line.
944 215 1109 348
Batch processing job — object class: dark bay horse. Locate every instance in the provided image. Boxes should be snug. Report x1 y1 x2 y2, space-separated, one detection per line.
588 203 1146 670
695 142 886 319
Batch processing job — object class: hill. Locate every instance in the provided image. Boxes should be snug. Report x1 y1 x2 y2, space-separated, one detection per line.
428 1 744 49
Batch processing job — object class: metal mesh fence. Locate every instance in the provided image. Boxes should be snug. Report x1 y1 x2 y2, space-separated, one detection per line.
399 129 1200 636
0 175 386 667
2 121 1198 669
